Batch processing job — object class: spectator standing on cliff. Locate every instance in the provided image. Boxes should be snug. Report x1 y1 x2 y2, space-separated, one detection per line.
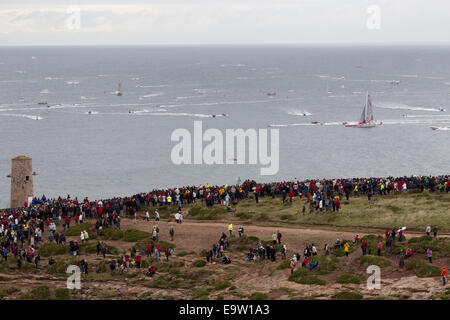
426 225 431 236
427 248 433 264
433 226 438 239
442 267 447 286
169 226 175 241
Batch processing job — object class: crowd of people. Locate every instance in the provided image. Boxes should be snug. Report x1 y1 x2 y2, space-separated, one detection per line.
0 174 448 287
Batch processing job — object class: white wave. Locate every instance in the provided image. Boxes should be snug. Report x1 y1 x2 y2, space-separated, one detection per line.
136 84 168 88
269 123 317 127
377 102 445 112
315 74 330 78
139 92 165 99
401 114 450 118
423 76 445 80
390 74 418 78
15 70 26 74
236 77 249 80
0 114 42 120
45 77 63 80
136 112 227 118
220 64 246 67
163 98 300 109
175 95 201 100
65 80 80 85
40 89 50 94
0 80 19 83
80 96 88 100
287 110 312 116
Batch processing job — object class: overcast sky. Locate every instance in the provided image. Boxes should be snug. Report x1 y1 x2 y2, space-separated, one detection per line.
1 0 449 45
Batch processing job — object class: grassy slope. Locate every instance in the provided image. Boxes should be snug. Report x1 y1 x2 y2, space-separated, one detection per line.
162 191 450 232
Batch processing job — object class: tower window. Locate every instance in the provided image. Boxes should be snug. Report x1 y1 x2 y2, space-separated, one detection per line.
26 176 29 181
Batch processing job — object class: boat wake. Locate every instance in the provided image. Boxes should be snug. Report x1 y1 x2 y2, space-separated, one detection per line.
377 102 445 112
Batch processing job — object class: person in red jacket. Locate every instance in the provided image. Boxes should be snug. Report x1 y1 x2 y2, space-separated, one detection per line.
165 248 169 261
442 267 447 286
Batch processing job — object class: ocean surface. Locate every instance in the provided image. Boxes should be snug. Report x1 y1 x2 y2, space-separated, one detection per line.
1 45 450 207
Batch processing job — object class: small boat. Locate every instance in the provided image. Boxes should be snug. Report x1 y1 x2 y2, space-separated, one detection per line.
430 126 450 131
345 92 382 128
116 81 123 96
38 101 48 105
128 109 134 114
267 92 276 96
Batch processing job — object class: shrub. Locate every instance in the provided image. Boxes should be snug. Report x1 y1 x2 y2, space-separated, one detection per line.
358 255 392 268
336 272 361 284
235 211 253 219
214 281 231 291
123 229 151 242
28 286 51 300
97 228 124 240
406 259 441 278
288 269 326 285
277 260 291 270
333 291 363 300
249 292 270 300
65 223 94 236
333 240 356 257
315 256 339 275
189 206 228 220
193 286 214 299
54 288 70 300
193 260 207 268
407 237 450 258
47 260 71 275
39 243 68 257
155 261 185 272
95 260 109 273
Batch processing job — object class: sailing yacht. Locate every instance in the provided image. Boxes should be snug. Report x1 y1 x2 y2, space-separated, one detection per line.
116 81 123 96
345 92 382 128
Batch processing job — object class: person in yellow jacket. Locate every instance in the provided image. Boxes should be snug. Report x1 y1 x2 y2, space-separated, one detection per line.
167 195 172 205
228 223 233 237
344 242 350 257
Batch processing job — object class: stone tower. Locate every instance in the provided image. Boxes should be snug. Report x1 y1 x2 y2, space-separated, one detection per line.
10 155 34 208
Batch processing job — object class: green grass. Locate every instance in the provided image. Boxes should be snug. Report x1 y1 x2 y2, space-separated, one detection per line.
288 269 326 285
336 272 361 284
407 236 450 259
192 260 207 268
65 223 94 236
39 243 68 257
249 292 270 300
214 280 231 291
277 260 291 270
97 228 124 240
189 205 229 220
333 291 363 300
358 255 392 268
123 229 151 242
181 192 450 232
406 258 442 277
314 255 339 275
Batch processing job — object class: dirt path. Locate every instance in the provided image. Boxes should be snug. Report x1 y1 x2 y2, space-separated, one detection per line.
119 218 445 254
